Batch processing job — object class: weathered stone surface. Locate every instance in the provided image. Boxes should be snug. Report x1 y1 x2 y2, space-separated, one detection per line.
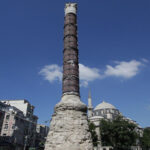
63 6 79 96
45 95 93 150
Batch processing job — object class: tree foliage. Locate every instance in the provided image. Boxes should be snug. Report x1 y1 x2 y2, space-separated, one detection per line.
89 121 98 146
141 127 150 150
100 116 140 150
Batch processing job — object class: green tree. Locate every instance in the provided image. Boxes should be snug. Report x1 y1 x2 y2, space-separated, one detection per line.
141 127 150 150
89 122 98 146
100 116 140 150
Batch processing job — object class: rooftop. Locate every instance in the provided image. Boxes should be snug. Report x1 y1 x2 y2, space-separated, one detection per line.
94 101 116 110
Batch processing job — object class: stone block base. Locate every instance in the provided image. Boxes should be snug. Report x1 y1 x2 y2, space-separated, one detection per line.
45 95 93 150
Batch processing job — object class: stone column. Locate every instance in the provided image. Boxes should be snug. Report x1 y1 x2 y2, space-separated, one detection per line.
63 3 79 96
44 3 93 150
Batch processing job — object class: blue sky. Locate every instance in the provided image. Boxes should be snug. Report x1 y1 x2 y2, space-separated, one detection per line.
0 0 150 127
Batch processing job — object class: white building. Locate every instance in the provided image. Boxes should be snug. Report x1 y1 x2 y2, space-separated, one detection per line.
87 92 142 150
1 99 35 117
0 100 38 149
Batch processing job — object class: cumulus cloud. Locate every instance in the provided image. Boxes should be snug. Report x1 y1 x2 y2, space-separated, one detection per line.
39 65 62 83
104 60 143 79
39 59 147 87
79 64 101 87
39 63 101 87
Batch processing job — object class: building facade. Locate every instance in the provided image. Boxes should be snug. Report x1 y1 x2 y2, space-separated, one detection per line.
0 102 6 135
36 124 49 148
1 100 35 118
0 100 38 150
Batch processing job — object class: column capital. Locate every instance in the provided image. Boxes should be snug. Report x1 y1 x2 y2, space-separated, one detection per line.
65 3 77 16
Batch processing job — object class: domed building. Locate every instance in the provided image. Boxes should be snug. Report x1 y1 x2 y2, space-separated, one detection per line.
87 91 142 150
88 91 121 121
87 91 121 150
93 101 120 120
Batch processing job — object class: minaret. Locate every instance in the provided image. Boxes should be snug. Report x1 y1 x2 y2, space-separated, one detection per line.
44 3 93 150
88 90 93 118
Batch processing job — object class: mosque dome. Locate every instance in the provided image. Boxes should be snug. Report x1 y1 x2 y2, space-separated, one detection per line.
94 101 116 110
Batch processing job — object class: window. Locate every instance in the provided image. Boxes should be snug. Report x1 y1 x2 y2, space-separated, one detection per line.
107 109 110 113
4 124 8 129
110 109 114 113
15 116 18 121
116 111 119 114
12 124 15 129
96 111 98 115
6 115 10 120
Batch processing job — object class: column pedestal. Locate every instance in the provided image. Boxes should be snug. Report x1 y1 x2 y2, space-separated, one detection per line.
45 95 93 150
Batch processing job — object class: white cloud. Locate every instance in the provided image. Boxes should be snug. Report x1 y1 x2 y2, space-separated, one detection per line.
39 63 101 87
39 64 62 83
39 59 147 87
104 60 143 79
79 64 101 87
80 81 88 87
141 58 149 63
